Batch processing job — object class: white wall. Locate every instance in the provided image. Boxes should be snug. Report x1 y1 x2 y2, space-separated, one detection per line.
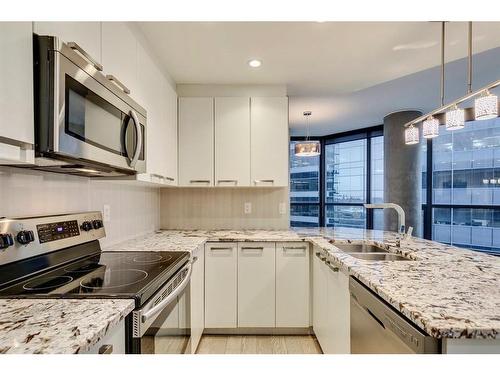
160 187 289 230
0 167 159 248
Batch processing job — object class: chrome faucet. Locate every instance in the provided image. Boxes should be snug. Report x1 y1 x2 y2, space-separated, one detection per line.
364 203 412 246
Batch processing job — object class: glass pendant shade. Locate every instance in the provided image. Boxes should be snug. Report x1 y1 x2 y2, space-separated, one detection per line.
475 91 498 120
404 125 419 145
446 106 465 130
422 117 439 138
294 141 321 157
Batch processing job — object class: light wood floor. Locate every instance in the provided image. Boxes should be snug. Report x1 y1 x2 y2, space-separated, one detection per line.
196 335 323 354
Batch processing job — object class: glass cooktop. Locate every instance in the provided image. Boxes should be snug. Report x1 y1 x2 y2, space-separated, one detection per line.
0 251 190 306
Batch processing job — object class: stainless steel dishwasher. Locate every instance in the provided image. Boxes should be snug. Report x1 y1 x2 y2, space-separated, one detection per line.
349 277 440 354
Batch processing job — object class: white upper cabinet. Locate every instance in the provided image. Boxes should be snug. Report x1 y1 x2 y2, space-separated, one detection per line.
215 97 251 186
136 43 177 185
101 22 138 101
0 22 34 165
178 97 215 186
33 22 102 65
250 97 289 187
162 81 178 185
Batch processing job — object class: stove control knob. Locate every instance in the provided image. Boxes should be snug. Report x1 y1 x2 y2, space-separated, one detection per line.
81 221 93 232
17 230 35 245
0 233 14 250
92 220 103 230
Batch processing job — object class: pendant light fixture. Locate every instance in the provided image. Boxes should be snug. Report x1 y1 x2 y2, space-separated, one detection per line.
423 22 446 139
475 90 498 120
295 111 321 157
405 124 419 145
445 104 465 130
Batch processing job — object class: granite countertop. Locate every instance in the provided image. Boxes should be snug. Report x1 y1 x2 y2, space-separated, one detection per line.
0 299 134 354
107 228 500 340
2 227 499 353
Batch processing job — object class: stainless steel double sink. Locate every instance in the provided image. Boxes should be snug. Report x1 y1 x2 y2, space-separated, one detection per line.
331 242 412 261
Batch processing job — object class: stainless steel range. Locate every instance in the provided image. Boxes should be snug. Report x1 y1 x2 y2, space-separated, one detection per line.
0 212 193 354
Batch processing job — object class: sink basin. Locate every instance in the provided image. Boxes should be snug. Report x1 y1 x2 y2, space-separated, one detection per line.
348 253 412 261
332 243 389 253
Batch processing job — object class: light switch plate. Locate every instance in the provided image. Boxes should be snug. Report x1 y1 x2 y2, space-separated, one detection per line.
103 204 111 222
279 202 287 215
244 202 252 214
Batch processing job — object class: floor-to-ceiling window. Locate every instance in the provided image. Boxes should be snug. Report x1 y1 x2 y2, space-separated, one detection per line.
289 141 320 227
429 117 500 255
290 126 383 228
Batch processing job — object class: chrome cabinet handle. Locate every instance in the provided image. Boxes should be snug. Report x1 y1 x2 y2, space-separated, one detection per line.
254 179 274 185
128 110 142 168
98 344 113 354
241 246 264 251
210 246 233 251
151 174 175 182
106 74 131 94
190 180 211 184
217 179 238 185
283 246 307 251
67 42 103 71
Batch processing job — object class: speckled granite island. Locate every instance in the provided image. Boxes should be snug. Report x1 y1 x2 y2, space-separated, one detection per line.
1 227 499 353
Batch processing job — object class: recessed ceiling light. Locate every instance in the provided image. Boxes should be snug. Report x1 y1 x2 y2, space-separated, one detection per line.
248 59 262 68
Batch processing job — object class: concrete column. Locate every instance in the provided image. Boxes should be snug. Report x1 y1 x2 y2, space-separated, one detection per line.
383 110 422 237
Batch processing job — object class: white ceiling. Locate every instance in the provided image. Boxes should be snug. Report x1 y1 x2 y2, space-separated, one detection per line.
137 21 500 134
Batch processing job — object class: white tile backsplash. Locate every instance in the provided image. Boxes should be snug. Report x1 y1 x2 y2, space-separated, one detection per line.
0 167 160 247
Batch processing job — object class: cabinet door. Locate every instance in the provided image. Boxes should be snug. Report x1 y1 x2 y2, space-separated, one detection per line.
34 22 101 64
250 97 289 187
312 247 328 352
215 97 251 186
204 242 237 328
101 22 138 100
326 266 350 354
162 81 178 185
178 97 214 186
276 242 310 327
237 242 275 327
0 22 34 164
190 246 205 353
136 43 162 178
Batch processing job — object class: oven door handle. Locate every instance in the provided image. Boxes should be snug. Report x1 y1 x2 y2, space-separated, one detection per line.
128 109 142 168
141 261 193 323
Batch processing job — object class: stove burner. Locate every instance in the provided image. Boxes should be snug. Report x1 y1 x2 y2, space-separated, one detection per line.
64 262 102 273
79 269 148 290
130 253 172 264
23 276 74 291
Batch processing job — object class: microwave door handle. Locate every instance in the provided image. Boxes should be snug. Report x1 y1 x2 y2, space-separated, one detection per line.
129 110 142 168
141 261 193 323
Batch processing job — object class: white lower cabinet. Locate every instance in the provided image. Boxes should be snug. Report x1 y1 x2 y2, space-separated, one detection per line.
312 247 328 349
204 242 238 328
190 246 205 353
237 242 276 327
325 264 350 354
276 242 310 327
312 246 350 354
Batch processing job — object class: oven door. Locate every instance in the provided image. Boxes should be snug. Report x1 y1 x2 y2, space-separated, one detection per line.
129 260 194 354
53 50 146 173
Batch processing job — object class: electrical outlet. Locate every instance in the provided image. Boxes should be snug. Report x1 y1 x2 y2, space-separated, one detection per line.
103 204 111 222
244 202 252 214
279 202 287 215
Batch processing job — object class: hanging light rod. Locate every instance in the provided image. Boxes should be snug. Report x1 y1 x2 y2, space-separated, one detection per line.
403 78 500 129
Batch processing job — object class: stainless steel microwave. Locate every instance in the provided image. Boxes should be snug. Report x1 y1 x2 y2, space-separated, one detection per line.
30 34 146 177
